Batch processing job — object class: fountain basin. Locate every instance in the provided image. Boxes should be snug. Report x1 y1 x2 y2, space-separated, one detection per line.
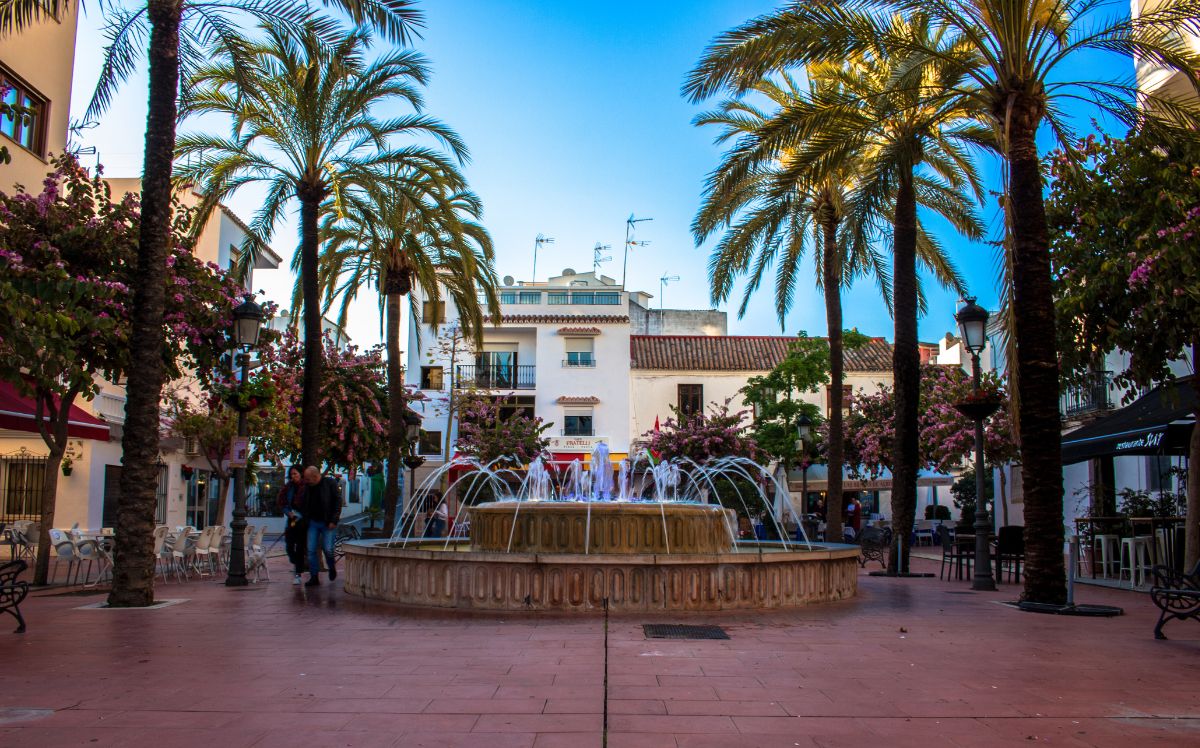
470 501 735 555
342 540 860 612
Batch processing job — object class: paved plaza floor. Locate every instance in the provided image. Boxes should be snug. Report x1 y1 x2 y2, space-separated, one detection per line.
1 555 1198 747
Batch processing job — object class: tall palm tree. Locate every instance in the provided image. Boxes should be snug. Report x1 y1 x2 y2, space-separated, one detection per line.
175 20 466 476
0 0 419 608
693 71 968 542
684 0 1200 604
750 15 985 573
319 164 499 534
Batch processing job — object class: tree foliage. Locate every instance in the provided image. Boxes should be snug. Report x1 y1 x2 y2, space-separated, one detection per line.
741 333 830 466
453 392 551 467
640 400 759 464
843 365 1017 478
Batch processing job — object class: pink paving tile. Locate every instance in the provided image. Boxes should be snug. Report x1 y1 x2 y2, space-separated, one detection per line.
664 700 789 717
398 733 537 748
425 698 548 714
531 733 604 748
342 713 481 733
542 698 605 714
608 715 738 734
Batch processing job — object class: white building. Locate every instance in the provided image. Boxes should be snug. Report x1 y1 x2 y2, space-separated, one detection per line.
408 267 921 520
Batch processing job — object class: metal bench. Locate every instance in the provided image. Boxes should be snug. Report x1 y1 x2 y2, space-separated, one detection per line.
1149 560 1200 640
0 560 30 633
858 526 891 570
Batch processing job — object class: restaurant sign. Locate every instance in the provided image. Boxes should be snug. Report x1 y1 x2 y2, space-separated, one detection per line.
546 435 608 452
1114 430 1165 453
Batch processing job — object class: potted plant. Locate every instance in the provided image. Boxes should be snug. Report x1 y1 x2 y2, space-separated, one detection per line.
61 456 73 476
954 386 1002 421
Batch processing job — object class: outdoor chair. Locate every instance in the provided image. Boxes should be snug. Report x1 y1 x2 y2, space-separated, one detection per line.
74 538 106 587
169 527 197 582
49 529 84 585
11 522 38 562
995 525 1025 583
913 519 935 546
191 526 216 576
152 526 170 581
940 526 972 581
207 526 226 573
0 560 29 633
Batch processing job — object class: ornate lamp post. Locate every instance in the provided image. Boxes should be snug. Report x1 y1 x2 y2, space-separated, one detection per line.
225 297 263 587
400 410 423 534
954 297 998 592
795 413 812 514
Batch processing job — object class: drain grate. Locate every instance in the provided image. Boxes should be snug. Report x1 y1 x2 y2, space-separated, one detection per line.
643 624 729 640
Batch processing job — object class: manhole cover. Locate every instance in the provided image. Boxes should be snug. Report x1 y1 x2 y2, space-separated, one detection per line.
643 624 729 640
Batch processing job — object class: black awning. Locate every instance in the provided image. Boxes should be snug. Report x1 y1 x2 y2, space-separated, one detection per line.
1061 377 1196 465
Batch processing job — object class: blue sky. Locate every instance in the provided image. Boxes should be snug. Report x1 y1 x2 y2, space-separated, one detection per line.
68 0 1135 348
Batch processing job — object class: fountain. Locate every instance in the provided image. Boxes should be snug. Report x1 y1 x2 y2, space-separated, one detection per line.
343 449 859 612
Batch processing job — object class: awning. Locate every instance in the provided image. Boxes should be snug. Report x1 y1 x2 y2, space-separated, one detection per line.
1062 377 1196 465
0 380 111 441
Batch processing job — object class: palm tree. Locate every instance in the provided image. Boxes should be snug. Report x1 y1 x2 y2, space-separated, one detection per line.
684 0 1200 604
175 20 467 478
693 71 968 542
319 165 499 534
0 0 419 608
751 15 985 573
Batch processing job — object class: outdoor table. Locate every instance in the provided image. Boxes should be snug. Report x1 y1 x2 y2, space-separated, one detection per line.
953 533 1003 582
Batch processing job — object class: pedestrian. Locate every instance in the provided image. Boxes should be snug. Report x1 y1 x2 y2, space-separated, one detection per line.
424 490 446 537
302 465 341 587
277 465 308 585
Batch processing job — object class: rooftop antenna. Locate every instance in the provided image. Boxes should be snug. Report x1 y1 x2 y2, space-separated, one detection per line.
593 243 612 275
531 234 555 283
622 214 653 289
659 273 680 330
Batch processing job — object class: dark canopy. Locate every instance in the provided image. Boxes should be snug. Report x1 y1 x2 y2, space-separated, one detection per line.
1062 377 1196 465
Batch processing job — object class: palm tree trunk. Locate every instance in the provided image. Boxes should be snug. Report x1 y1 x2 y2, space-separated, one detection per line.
1186 342 1199 570
298 187 324 468
108 0 184 608
1007 103 1066 605
820 216 845 542
889 167 919 574
383 289 404 535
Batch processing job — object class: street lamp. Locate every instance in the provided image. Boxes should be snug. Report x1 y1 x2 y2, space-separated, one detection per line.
955 297 997 592
795 413 812 516
225 296 263 587
401 409 423 531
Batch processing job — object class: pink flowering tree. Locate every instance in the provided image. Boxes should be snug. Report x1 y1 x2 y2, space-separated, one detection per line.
455 392 551 467
0 156 249 584
260 331 393 471
1048 128 1200 567
844 365 1018 521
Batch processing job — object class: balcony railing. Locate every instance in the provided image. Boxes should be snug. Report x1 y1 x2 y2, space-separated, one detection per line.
562 358 596 368
1061 370 1115 419
482 291 621 306
456 364 536 390
561 427 594 436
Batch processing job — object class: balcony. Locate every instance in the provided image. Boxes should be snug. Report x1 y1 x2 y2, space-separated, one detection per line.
561 427 594 437
562 358 596 368
1061 371 1115 419
482 291 622 306
456 365 536 390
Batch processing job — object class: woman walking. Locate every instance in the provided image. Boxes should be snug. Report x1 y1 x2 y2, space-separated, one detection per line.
278 466 308 585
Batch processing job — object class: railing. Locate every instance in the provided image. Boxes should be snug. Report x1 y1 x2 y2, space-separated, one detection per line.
562 358 596 368
485 291 622 306
561 427 594 436
95 392 127 423
1061 370 1115 418
455 365 536 390
0 453 48 522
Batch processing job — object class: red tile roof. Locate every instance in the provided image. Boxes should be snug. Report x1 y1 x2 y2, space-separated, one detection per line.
629 335 894 372
493 314 629 325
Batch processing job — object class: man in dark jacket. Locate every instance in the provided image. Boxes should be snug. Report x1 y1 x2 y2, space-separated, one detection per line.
303 466 341 587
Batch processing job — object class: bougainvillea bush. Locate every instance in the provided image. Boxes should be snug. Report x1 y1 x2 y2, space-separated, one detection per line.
639 400 759 464
454 392 551 467
843 365 1017 479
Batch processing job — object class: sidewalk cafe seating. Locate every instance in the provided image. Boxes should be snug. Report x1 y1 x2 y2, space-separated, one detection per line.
939 527 972 581
857 526 890 569
0 560 28 633
995 526 1025 583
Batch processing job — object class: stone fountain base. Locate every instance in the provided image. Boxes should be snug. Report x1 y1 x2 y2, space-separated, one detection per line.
342 541 860 612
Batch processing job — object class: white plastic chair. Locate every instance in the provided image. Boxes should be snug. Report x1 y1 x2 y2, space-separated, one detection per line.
152 526 170 581
49 529 83 585
207 526 226 572
192 526 216 576
169 526 197 582
75 538 106 587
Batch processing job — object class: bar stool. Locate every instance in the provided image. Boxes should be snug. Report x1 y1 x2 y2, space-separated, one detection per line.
1093 534 1120 578
1118 536 1154 588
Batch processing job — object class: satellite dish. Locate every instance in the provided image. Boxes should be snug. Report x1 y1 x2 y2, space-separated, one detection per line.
502 275 515 286
562 268 576 276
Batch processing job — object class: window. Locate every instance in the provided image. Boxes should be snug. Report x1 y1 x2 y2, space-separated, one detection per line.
1148 455 1172 492
0 67 47 156
571 291 595 305
826 384 853 413
548 292 569 305
517 291 541 304
419 430 443 456
420 366 444 390
595 292 620 305
563 408 593 436
421 300 446 324
678 384 703 416
564 338 594 367
499 291 517 304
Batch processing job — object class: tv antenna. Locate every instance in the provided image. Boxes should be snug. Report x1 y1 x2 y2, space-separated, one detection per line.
593 243 612 275
659 273 680 323
622 214 653 289
531 234 554 283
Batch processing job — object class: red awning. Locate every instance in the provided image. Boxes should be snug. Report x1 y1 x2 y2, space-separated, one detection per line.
0 381 112 441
